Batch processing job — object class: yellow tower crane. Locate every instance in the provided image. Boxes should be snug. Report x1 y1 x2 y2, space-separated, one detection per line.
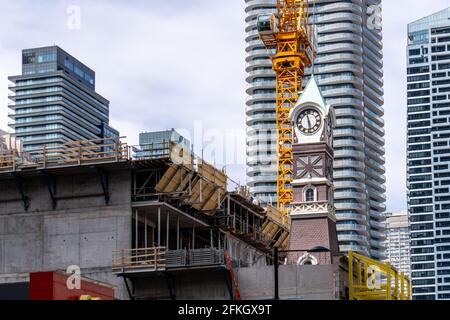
257 0 315 215
257 3 412 301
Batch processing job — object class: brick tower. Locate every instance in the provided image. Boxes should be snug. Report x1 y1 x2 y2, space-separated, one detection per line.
287 77 339 265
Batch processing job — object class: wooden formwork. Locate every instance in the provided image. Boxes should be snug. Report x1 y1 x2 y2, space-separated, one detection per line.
154 144 227 216
262 205 290 251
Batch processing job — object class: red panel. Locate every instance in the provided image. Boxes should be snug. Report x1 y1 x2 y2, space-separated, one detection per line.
29 272 114 300
29 272 54 300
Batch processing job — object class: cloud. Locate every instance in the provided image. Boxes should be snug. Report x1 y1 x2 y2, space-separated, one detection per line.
383 0 447 212
0 0 247 181
1 0 449 211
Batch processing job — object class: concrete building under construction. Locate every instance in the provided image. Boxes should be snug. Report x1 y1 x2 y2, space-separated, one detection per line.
0 131 411 300
0 133 296 300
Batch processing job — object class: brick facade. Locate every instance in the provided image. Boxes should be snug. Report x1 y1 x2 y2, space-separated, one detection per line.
288 216 339 265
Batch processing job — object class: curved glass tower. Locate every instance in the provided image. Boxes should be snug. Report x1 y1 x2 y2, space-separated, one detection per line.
245 0 386 259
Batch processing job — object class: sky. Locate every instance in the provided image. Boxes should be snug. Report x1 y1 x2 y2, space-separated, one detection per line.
0 0 448 212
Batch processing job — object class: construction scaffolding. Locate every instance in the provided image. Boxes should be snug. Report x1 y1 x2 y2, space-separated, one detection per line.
0 137 128 173
0 136 290 300
129 140 290 252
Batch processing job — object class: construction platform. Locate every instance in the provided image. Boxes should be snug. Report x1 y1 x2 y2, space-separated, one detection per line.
0 137 289 300
0 137 409 300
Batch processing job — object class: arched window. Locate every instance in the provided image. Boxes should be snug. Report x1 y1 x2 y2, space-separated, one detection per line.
297 253 318 266
305 188 315 202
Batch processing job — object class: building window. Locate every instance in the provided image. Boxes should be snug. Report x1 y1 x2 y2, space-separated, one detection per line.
65 58 74 71
305 188 315 202
23 53 36 64
297 253 318 266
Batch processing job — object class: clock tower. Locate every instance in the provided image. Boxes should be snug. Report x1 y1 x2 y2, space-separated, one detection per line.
287 77 339 265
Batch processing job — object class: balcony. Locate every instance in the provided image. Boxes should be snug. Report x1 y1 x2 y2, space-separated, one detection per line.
337 223 369 235
338 234 369 245
371 229 387 240
112 247 226 275
336 212 368 223
340 244 369 255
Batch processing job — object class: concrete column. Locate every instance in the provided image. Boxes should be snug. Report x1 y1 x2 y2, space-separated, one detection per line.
210 229 213 248
144 213 147 248
166 211 170 249
135 210 138 249
133 171 136 200
227 196 231 227
218 231 221 251
177 216 180 250
192 224 195 249
158 207 161 246
232 199 236 230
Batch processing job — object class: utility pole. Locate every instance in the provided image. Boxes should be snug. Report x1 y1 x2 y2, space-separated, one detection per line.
274 247 279 300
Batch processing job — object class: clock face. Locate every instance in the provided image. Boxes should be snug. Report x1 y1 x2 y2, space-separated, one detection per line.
297 108 322 135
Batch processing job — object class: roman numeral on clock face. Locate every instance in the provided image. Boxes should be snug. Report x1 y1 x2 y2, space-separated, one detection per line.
297 108 322 135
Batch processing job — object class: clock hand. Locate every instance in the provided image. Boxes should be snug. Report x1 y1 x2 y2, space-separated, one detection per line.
307 115 312 129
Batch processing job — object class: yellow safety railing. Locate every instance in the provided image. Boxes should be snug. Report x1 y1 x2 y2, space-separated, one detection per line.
348 251 411 300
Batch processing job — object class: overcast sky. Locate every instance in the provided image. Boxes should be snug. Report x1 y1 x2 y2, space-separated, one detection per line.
0 0 448 212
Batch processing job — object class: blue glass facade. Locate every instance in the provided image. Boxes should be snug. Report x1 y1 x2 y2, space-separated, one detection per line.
137 130 191 159
8 46 119 154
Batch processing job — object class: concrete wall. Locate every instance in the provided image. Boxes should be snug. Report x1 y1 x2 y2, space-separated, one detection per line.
0 168 132 300
134 270 231 300
237 264 341 300
131 264 343 300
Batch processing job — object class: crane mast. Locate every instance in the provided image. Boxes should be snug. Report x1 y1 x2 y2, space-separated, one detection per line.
257 0 315 216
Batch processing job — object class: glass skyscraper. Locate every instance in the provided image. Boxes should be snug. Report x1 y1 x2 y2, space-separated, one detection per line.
136 129 191 159
407 7 450 300
8 46 118 154
245 0 386 259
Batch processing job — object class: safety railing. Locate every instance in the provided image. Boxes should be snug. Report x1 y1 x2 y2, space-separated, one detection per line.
0 150 19 172
0 137 128 173
188 248 225 267
112 247 167 273
348 251 411 300
33 138 129 167
112 247 225 274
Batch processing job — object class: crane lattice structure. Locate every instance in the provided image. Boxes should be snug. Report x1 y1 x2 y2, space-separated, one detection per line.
257 0 315 216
